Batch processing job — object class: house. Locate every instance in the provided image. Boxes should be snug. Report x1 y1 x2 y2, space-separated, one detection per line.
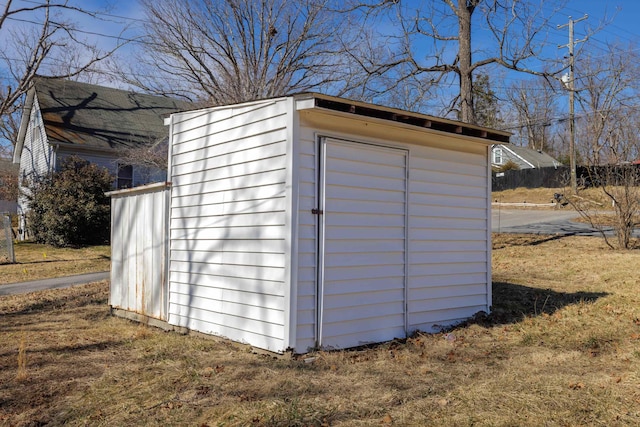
12 77 193 238
491 143 559 170
109 93 510 354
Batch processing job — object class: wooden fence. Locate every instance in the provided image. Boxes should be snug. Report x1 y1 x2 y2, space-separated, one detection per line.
108 182 170 321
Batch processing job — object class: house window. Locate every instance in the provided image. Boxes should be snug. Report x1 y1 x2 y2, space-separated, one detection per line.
117 164 133 189
493 147 504 165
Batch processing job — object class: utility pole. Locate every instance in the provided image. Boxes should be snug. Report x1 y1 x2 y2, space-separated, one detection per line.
558 15 588 194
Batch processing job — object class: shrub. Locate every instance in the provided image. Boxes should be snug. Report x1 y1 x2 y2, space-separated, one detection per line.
26 157 113 247
496 160 520 172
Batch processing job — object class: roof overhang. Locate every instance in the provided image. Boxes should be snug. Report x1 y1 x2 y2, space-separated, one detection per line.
294 93 511 145
13 87 37 164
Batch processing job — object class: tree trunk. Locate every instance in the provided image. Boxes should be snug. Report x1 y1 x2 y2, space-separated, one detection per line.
457 0 475 124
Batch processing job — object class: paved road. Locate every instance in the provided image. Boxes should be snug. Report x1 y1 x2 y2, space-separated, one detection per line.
0 271 109 296
491 206 616 236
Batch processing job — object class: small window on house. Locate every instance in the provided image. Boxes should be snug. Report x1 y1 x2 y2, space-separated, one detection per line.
117 164 133 189
493 147 503 165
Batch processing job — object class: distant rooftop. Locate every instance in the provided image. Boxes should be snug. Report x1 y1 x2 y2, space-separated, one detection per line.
33 77 194 150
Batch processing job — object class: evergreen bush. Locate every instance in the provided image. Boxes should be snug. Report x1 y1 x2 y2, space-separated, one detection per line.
26 156 113 247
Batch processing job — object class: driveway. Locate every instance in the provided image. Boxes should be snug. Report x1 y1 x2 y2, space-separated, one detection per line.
0 271 109 296
491 207 609 236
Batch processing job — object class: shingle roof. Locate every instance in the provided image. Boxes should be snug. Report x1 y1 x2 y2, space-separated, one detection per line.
502 144 559 168
34 77 194 150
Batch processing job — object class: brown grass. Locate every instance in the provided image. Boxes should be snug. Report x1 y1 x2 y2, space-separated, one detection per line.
1 235 640 426
493 186 624 206
492 187 565 204
0 242 110 285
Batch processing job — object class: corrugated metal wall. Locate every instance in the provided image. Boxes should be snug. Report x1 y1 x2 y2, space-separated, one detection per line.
110 184 169 320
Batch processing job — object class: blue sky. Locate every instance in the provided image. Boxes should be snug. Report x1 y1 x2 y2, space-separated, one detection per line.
4 0 639 91
2 0 638 153
3 0 640 121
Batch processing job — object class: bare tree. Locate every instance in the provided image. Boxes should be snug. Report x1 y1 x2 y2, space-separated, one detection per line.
121 0 354 105
0 0 123 149
574 44 640 165
341 0 595 124
558 44 640 249
504 77 562 153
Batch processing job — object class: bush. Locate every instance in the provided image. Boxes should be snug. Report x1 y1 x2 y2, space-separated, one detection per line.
26 156 113 247
496 160 520 172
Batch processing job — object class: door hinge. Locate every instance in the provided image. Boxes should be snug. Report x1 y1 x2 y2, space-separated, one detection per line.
311 208 324 215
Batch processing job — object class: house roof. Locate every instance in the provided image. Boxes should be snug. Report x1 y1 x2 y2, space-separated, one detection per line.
497 144 559 168
14 77 194 162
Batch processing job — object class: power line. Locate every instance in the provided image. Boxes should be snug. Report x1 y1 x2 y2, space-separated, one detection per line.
15 0 147 23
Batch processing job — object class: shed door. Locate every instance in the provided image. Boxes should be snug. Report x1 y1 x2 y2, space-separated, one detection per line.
318 138 408 349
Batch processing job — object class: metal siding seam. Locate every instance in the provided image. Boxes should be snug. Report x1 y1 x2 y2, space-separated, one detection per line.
404 150 410 337
315 135 327 348
284 97 299 351
166 114 176 326
486 145 492 313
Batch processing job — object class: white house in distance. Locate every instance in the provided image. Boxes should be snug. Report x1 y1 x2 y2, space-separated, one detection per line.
109 93 510 354
12 77 192 238
491 143 560 170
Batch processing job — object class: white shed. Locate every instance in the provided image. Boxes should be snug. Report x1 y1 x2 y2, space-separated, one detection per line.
110 93 509 354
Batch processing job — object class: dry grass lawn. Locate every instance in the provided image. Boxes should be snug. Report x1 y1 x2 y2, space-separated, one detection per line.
1 234 640 426
493 186 635 207
0 242 110 285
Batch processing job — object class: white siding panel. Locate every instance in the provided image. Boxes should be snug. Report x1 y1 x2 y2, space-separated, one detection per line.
295 126 318 351
17 96 53 229
172 144 287 178
172 196 286 218
168 99 289 352
408 250 487 264
170 282 284 310
172 155 286 186
169 314 284 353
171 183 286 208
171 250 285 267
170 225 285 241
171 293 284 325
407 144 490 333
411 194 487 209
171 211 286 229
110 186 169 320
170 260 285 282
171 102 286 145
172 128 288 166
411 217 486 230
410 273 487 287
170 271 283 294
319 139 407 349
171 238 286 254
169 305 284 340
171 169 287 197
410 284 486 301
